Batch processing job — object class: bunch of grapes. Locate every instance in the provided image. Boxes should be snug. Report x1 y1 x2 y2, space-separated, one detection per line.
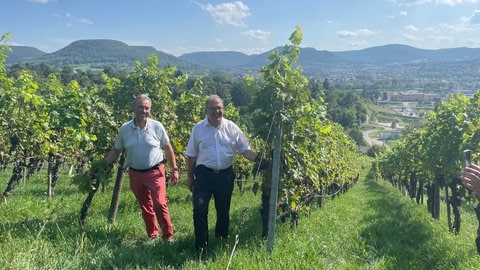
72 159 113 193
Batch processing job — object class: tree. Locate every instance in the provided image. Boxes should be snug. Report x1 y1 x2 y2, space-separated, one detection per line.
231 80 251 107
322 78 331 91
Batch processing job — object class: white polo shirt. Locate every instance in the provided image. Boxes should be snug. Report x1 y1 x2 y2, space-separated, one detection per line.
186 117 250 170
114 118 168 170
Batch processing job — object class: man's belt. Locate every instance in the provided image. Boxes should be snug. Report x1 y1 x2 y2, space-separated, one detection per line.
130 159 166 172
197 164 232 174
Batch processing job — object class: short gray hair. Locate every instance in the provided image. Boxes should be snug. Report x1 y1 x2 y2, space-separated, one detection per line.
205 95 223 108
134 94 151 107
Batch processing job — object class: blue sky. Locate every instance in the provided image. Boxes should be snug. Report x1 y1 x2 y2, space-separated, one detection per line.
2 0 480 56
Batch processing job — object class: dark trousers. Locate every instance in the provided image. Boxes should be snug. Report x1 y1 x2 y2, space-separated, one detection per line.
193 165 234 249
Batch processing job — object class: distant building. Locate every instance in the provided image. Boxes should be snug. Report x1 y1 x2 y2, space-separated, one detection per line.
388 91 441 102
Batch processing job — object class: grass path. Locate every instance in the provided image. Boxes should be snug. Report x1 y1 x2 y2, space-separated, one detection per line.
2 165 480 269
281 171 480 270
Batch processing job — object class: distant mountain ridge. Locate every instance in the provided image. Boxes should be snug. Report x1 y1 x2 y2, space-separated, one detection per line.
5 39 196 71
334 44 480 64
4 46 46 63
5 39 480 74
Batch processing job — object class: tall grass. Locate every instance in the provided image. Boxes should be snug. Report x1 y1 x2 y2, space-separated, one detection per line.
2 163 480 269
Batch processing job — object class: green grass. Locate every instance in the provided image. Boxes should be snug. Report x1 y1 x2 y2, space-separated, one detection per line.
2 165 480 269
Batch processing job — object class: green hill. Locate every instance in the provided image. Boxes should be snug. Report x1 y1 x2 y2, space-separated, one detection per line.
5 46 46 64
9 39 198 72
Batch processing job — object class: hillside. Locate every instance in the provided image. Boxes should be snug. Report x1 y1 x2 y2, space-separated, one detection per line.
6 39 198 72
180 44 480 68
334 44 480 64
6 40 480 71
4 40 480 90
180 51 251 69
178 46 356 70
5 46 46 63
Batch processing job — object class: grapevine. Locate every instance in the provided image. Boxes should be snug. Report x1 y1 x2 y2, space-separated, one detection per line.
72 159 113 193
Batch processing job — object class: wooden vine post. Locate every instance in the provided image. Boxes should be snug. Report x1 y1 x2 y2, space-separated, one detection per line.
267 113 282 253
47 153 53 198
108 154 125 223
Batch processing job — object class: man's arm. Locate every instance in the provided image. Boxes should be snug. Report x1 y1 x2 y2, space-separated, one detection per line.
186 156 197 192
163 142 179 185
243 149 270 173
241 149 259 162
104 148 121 165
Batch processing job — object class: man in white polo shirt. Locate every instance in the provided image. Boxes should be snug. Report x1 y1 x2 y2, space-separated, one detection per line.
105 94 179 243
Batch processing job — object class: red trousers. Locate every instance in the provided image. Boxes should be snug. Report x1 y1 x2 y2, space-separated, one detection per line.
128 164 173 239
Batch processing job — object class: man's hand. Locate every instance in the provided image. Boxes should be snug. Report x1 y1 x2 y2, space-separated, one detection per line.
253 158 270 173
461 164 480 196
186 175 195 192
170 170 179 186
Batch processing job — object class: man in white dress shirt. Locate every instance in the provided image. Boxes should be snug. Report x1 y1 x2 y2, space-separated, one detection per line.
186 95 263 251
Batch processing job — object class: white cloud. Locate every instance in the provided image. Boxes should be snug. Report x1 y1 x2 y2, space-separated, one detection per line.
240 47 269 55
64 13 93 25
392 0 478 5
196 1 250 27
357 28 375 36
391 0 431 6
337 31 357 38
29 0 55 3
470 10 480 24
337 28 374 38
465 38 480 47
404 24 419 31
388 10 407 18
435 0 478 5
427 35 454 42
347 40 369 48
440 22 473 32
240 29 270 42
402 33 424 41
78 18 93 25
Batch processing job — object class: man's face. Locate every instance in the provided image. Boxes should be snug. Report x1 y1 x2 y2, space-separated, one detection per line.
134 98 151 122
206 99 223 126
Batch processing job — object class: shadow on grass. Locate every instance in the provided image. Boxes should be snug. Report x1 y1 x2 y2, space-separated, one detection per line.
0 182 265 269
360 178 462 269
95 196 265 268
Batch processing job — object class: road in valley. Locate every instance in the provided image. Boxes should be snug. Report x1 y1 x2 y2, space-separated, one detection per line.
362 130 384 146
362 122 401 146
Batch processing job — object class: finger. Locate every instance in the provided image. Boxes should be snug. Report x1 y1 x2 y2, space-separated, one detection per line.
463 181 473 189
466 166 480 178
463 180 477 191
462 177 474 185
471 163 480 171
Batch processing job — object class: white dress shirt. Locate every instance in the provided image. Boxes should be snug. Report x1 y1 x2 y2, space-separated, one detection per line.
186 117 250 170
